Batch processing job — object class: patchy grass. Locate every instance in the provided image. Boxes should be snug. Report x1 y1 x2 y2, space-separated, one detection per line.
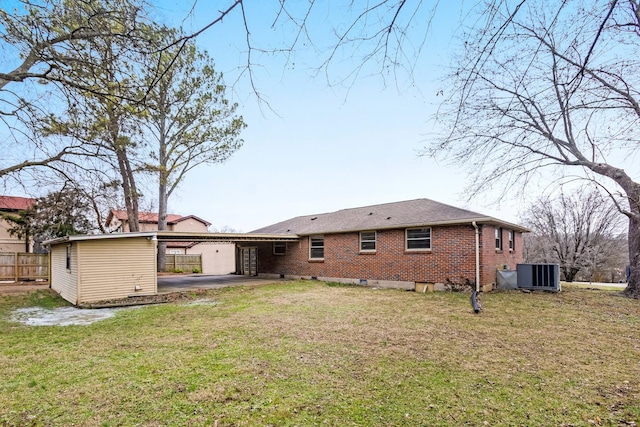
1 281 639 426
565 281 627 291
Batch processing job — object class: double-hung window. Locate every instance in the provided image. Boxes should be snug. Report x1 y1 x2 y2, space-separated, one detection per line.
309 236 324 259
495 227 503 250
508 230 514 251
406 228 431 250
360 231 376 252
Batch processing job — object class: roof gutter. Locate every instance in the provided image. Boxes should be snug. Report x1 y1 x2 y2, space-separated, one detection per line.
472 221 480 293
43 231 158 246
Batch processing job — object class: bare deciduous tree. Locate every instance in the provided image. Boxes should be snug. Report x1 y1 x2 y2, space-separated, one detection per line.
522 189 625 282
429 1 640 297
0 0 155 181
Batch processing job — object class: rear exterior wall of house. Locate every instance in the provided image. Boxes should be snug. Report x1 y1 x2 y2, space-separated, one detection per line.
246 224 524 288
481 225 524 287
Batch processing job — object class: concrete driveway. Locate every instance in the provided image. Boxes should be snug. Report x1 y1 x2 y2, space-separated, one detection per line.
157 274 285 293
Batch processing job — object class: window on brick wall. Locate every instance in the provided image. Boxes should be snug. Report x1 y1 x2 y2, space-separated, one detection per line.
508 230 514 250
309 236 324 259
273 242 286 255
495 227 503 250
360 231 376 252
406 227 431 250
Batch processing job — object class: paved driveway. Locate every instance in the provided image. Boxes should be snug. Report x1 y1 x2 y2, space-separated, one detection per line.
157 274 285 293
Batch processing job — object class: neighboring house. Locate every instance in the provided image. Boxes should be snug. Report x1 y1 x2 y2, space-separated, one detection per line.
105 209 211 234
0 196 36 253
105 209 234 275
246 198 528 290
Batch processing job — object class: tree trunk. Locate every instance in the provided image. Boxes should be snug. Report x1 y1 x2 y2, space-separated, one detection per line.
624 210 640 298
107 87 139 234
115 147 139 233
123 153 140 232
157 179 168 272
156 132 168 272
587 164 640 298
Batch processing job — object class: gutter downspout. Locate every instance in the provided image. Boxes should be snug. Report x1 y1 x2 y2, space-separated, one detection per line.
472 222 480 293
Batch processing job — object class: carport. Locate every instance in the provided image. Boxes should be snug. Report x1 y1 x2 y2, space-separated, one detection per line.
46 231 300 305
156 231 300 277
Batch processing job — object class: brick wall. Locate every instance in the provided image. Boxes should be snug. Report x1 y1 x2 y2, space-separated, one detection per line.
246 224 499 285
479 225 524 287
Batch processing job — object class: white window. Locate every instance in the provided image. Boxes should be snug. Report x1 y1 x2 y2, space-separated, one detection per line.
495 227 503 250
406 228 431 250
360 231 376 252
508 230 514 250
309 236 324 259
273 242 286 255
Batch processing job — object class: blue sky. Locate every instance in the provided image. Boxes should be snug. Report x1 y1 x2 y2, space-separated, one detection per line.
151 1 535 231
3 1 635 232
0 1 546 231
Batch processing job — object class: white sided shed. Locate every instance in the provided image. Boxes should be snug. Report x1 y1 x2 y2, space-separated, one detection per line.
46 233 158 305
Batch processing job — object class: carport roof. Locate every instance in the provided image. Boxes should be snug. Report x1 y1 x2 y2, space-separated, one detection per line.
155 231 300 242
44 231 300 246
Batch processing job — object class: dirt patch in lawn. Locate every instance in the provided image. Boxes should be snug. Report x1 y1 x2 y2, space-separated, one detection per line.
78 288 215 308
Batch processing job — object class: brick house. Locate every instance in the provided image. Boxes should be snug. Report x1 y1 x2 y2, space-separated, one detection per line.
0 195 36 252
244 199 528 290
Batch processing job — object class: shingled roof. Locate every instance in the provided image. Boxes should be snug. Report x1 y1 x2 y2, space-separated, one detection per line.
252 198 528 235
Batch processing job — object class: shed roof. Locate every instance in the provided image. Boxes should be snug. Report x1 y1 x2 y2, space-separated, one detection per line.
0 195 36 211
252 198 528 235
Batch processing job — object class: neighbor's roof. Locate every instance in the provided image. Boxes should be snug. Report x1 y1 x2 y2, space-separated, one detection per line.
106 209 211 226
252 198 529 235
0 195 36 211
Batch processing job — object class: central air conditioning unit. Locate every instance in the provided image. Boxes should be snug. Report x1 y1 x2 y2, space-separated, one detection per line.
516 263 561 292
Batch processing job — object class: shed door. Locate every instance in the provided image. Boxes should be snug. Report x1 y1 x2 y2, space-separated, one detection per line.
240 248 257 276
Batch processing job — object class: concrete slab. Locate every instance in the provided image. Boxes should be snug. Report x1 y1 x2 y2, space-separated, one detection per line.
157 274 286 293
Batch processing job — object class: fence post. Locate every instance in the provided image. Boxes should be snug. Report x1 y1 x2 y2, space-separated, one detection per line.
14 253 18 282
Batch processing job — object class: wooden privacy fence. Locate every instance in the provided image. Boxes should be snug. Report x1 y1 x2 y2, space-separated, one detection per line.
164 254 202 273
0 252 49 282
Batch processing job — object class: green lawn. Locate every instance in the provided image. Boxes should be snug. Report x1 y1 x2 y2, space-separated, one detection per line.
1 281 639 426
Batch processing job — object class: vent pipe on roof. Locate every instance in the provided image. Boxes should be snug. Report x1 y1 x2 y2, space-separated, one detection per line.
472 221 480 293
